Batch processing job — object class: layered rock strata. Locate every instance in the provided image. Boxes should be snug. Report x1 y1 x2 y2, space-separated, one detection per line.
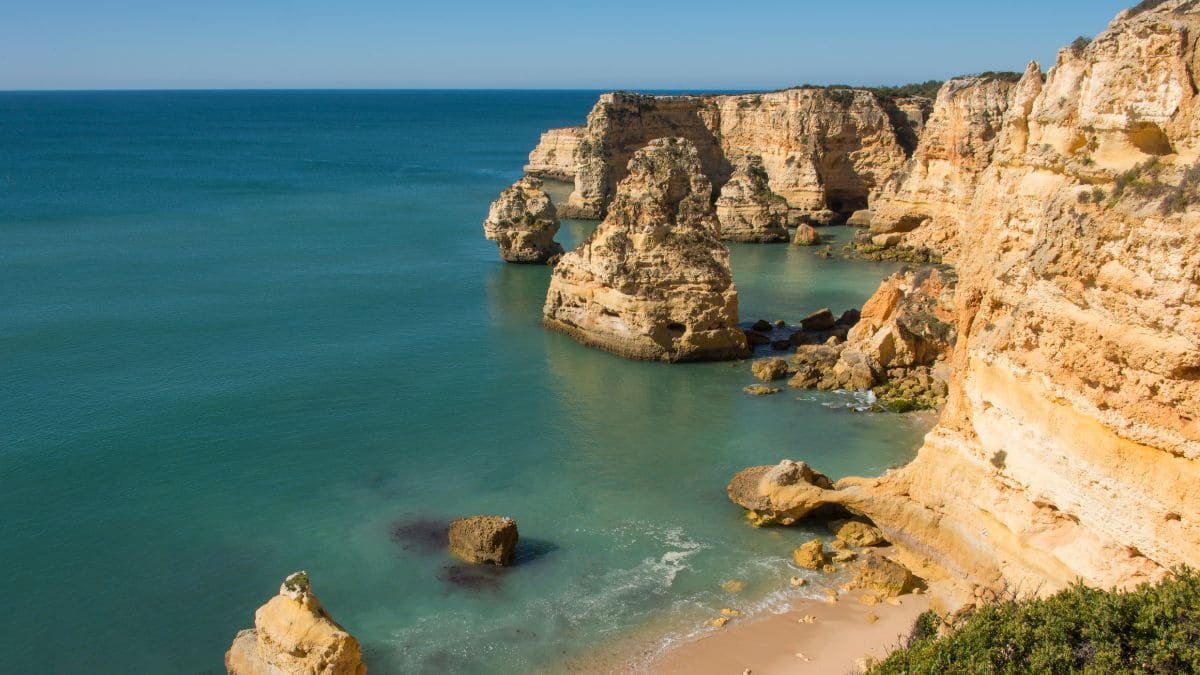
735 1 1200 608
482 176 564 263
226 572 366 675
543 138 749 361
524 127 587 181
867 74 1024 259
525 89 928 220
714 155 789 242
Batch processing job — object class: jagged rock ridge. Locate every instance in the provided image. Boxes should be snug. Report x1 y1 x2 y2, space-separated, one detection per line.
543 137 749 362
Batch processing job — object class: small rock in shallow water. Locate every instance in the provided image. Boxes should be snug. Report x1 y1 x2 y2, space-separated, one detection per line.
720 608 742 617
751 358 790 382
705 616 730 628
721 579 747 593
744 384 782 396
752 319 772 332
448 515 518 566
789 576 807 587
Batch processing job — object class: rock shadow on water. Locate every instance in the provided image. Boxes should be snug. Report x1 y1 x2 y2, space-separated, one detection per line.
390 515 450 555
438 538 560 594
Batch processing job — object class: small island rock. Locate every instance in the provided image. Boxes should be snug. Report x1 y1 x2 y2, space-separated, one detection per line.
448 515 519 566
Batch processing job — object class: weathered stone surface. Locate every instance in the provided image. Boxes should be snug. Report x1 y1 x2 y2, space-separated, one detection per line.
715 155 789 242
482 177 564 263
852 555 918 598
543 138 749 362
521 89 924 220
226 572 366 675
792 223 821 246
831 520 887 547
751 358 790 382
755 3 1200 608
792 539 829 570
525 126 587 181
869 75 1022 259
799 308 837 331
846 209 874 227
743 384 782 396
448 516 519 566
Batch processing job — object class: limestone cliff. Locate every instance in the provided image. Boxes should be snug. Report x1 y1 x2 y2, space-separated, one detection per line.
543 137 749 362
528 89 925 221
737 1 1200 606
226 572 366 675
482 176 564 263
869 74 1024 259
525 126 587 182
714 155 789 242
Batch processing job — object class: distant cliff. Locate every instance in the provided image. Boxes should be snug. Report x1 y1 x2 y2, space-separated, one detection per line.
524 89 930 221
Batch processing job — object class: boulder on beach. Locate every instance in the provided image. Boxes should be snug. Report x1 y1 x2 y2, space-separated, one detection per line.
792 538 829 570
831 520 887 547
853 555 919 598
448 515 519 566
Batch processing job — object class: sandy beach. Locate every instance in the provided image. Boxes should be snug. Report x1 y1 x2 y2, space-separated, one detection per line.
643 590 928 675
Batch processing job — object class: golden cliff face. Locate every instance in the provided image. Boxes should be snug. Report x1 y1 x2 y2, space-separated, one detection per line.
526 89 921 221
869 0 1200 600
869 74 1023 259
728 1 1200 608
543 137 749 362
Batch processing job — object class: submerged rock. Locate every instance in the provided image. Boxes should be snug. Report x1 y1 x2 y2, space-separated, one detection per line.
744 384 782 396
715 155 789 242
225 572 366 675
543 137 749 362
482 176 564 263
448 515 519 566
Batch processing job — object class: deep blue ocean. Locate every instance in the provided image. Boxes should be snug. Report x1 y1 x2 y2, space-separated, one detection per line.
0 90 931 673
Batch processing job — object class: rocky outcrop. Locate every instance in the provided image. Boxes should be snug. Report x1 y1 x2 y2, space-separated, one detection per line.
482 177 564 263
226 572 366 675
737 1 1200 608
448 515 519 565
787 267 955 410
792 223 821 246
714 155 789 242
525 126 587 181
527 89 926 220
543 137 749 362
868 74 1024 260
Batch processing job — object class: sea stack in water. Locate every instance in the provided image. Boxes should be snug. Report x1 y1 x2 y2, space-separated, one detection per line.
543 137 749 361
225 572 366 675
448 515 519 565
482 176 564 263
714 155 789 242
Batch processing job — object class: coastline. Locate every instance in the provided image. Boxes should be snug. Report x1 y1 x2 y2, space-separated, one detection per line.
560 587 927 674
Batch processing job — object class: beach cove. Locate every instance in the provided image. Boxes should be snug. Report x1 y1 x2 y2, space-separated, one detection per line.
1 90 932 673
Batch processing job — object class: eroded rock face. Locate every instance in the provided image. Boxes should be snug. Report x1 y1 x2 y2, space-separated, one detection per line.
527 89 924 220
543 138 749 362
448 515 519 565
525 127 587 182
750 2 1200 607
226 572 366 675
715 155 789 242
869 74 1024 260
482 177 564 263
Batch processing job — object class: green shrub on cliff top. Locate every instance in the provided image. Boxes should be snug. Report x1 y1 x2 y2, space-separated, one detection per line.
871 570 1200 674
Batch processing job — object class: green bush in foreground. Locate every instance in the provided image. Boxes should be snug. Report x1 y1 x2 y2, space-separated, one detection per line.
872 570 1200 674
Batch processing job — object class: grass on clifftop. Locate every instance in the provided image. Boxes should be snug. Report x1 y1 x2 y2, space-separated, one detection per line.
871 570 1200 674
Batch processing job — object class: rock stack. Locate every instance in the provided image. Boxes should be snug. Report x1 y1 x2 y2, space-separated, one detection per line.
543 137 749 362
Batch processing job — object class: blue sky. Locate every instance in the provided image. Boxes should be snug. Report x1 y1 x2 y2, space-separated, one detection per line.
0 1 1133 90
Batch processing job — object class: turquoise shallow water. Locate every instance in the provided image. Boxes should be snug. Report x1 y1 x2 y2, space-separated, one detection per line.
0 91 930 674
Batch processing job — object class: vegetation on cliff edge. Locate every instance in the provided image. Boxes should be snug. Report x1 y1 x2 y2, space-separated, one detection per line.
871 570 1200 674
